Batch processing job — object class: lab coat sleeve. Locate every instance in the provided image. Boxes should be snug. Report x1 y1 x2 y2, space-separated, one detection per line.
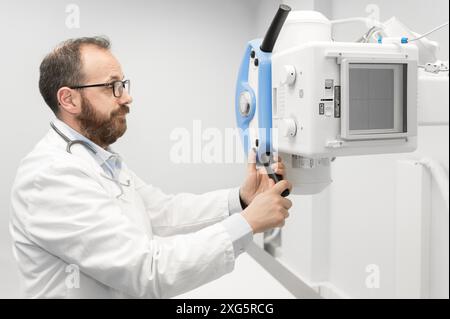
228 187 245 215
24 162 235 298
129 170 245 236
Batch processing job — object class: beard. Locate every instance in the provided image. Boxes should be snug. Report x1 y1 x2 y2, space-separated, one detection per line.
77 94 130 148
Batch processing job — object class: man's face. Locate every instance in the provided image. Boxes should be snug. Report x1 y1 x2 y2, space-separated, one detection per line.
76 45 132 147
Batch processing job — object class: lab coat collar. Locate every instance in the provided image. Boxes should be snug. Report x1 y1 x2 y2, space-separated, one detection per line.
50 119 130 201
51 118 123 177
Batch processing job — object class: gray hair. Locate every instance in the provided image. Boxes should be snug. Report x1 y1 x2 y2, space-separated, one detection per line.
38 36 111 115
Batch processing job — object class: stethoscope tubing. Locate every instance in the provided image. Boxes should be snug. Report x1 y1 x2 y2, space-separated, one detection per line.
50 122 130 198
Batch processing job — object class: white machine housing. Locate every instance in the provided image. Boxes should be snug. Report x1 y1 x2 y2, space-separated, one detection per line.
264 11 418 194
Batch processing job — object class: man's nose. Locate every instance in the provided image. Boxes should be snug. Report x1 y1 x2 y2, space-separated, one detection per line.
118 90 133 105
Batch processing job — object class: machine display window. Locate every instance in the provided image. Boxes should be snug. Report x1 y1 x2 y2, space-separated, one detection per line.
347 63 407 135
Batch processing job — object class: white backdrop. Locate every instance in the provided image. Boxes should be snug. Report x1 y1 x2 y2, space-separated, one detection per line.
0 0 448 299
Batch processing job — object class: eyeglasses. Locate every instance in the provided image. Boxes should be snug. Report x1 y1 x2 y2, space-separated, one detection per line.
70 79 131 98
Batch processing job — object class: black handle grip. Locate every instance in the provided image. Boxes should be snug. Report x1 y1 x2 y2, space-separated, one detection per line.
260 152 290 197
265 169 290 197
260 4 291 53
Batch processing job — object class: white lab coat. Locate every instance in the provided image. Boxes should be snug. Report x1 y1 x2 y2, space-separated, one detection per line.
10 126 242 298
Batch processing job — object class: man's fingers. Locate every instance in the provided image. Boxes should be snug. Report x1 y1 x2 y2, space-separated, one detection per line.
277 219 286 228
273 154 283 164
280 208 289 218
271 180 292 195
271 162 285 176
247 148 257 173
281 197 292 209
271 162 285 170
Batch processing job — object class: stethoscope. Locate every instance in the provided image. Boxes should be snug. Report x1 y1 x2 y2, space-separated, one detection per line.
50 122 97 154
50 122 131 198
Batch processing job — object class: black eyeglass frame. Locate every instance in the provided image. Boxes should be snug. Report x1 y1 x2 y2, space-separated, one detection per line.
69 79 130 98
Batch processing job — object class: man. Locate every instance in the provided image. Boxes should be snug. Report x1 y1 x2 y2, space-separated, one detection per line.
10 36 292 298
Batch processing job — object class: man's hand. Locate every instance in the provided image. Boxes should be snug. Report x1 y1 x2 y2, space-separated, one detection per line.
239 149 286 207
241 180 293 233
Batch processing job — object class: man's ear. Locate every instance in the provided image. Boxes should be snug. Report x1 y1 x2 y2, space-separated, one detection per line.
57 87 81 115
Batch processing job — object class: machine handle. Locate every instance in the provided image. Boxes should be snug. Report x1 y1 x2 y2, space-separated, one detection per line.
264 165 290 197
260 152 290 197
260 4 291 53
